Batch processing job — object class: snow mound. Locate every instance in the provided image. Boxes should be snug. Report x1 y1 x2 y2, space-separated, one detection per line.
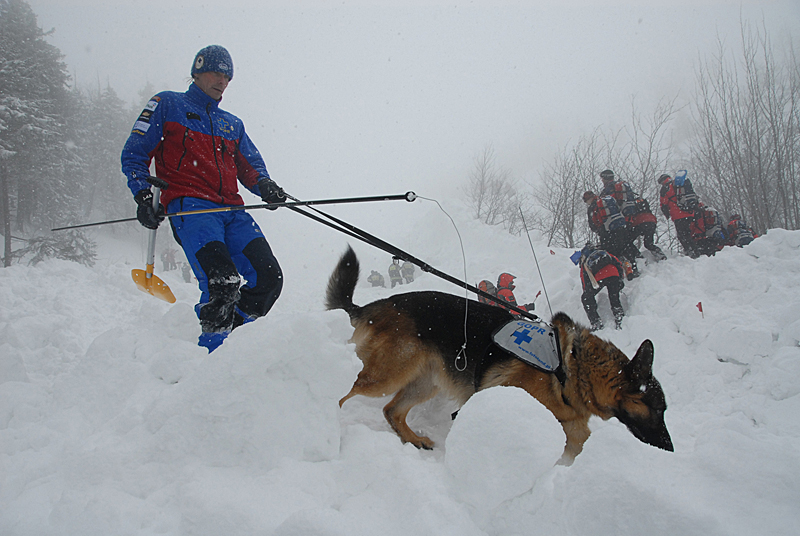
445 386 563 509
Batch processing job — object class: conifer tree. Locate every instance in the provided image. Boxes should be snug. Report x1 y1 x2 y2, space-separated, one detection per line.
73 84 132 222
0 0 86 265
0 0 76 264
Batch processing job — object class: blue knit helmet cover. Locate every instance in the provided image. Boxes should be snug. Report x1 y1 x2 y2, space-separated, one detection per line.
191 45 233 80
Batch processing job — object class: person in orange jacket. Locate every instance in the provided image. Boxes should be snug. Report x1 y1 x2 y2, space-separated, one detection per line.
477 279 499 306
495 273 535 314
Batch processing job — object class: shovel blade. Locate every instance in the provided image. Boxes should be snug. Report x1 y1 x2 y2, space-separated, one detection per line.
132 267 176 303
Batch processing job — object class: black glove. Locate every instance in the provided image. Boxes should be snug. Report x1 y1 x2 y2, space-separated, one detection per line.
522 303 535 311
257 178 286 210
134 189 165 230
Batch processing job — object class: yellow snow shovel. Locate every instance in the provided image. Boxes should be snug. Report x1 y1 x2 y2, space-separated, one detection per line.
131 184 176 303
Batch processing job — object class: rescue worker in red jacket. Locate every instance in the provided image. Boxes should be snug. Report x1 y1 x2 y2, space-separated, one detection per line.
495 273 535 314
600 170 666 261
658 173 697 258
726 214 757 247
584 190 639 278
689 203 726 257
599 169 638 218
573 244 626 331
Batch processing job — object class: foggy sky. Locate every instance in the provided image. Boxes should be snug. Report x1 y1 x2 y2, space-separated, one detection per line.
27 0 800 200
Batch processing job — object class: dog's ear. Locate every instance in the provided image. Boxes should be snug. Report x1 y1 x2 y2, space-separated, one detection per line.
625 339 654 383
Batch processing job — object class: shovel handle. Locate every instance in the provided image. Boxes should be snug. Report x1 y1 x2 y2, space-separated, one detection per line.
144 187 163 278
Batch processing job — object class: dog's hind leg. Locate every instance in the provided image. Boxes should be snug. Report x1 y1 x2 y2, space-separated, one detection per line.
339 368 397 407
338 351 420 408
383 375 439 450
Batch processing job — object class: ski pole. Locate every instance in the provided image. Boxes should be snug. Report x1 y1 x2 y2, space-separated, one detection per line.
51 192 417 232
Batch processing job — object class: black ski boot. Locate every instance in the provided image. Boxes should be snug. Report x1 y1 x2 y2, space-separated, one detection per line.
613 308 625 330
628 259 640 280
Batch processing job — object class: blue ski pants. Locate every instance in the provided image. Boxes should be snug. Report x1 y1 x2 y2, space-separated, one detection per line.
168 197 283 333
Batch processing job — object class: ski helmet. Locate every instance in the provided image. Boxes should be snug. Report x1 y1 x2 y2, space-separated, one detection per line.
600 169 615 181
497 273 516 290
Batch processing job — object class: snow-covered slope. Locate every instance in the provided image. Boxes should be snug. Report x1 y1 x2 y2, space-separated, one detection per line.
1 200 799 535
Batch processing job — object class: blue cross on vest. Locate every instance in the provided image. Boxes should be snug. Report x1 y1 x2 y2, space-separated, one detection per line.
512 329 533 345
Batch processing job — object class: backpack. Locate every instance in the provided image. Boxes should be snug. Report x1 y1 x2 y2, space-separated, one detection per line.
584 248 615 274
697 206 725 241
596 196 627 232
674 170 699 212
728 217 755 246
477 280 498 304
616 182 639 217
601 180 638 217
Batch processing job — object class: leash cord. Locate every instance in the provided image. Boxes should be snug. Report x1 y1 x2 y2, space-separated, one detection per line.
282 192 540 326
417 196 470 372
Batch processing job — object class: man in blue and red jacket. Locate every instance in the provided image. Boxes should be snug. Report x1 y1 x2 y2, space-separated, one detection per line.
121 45 285 352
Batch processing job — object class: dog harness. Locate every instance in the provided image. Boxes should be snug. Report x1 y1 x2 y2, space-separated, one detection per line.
486 319 567 385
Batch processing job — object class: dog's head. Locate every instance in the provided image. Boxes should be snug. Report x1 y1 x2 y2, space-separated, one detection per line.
552 312 673 452
612 339 674 452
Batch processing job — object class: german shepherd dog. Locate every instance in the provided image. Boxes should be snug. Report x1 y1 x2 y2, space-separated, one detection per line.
326 247 673 463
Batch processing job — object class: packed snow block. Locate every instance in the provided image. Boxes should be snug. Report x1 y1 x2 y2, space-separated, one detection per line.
0 346 29 384
273 507 354 536
444 386 562 510
780 318 800 347
747 228 800 259
549 425 718 536
759 346 800 401
145 310 358 469
706 326 773 365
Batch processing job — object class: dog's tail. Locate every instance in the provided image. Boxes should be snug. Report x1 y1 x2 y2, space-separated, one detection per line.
325 245 361 317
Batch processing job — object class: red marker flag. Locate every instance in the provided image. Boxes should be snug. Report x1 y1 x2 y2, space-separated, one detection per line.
697 301 704 317
550 250 555 255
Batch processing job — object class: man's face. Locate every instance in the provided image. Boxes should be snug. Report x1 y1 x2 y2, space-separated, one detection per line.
194 71 230 100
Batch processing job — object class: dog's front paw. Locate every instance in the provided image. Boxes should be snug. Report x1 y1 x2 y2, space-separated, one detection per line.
404 435 435 450
415 436 435 450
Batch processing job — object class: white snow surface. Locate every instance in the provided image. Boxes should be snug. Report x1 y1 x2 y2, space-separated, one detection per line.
2 200 799 535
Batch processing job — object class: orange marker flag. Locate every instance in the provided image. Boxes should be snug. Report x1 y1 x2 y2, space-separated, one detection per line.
697 302 704 318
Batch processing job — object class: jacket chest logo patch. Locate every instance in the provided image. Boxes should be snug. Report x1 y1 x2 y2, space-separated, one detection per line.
216 117 233 134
